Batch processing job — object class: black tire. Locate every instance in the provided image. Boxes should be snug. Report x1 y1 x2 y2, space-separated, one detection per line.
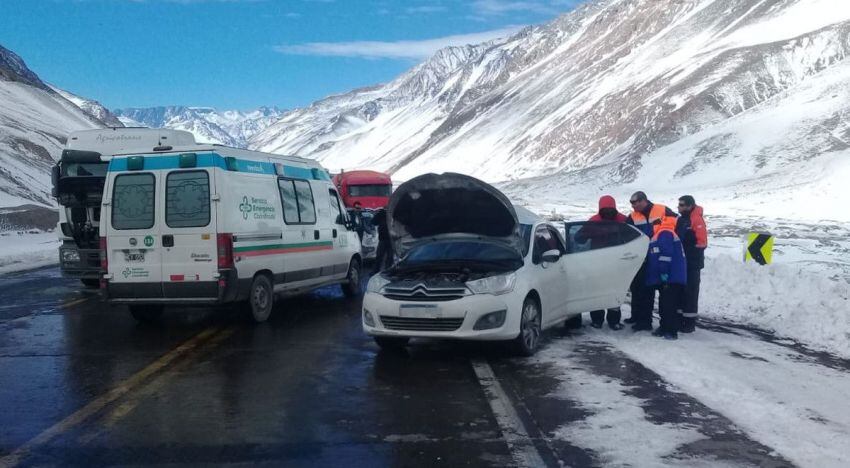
564 315 583 330
373 336 410 349
129 305 163 324
80 278 100 289
247 274 274 323
341 258 362 298
512 297 542 356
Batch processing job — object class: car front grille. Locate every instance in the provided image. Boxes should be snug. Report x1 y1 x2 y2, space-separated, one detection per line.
382 283 470 302
379 316 465 332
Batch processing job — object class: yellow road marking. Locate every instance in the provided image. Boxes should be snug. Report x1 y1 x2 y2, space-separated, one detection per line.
60 298 90 308
0 327 221 468
77 327 236 445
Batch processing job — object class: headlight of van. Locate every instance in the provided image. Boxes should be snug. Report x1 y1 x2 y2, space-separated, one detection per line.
466 273 517 296
366 274 391 294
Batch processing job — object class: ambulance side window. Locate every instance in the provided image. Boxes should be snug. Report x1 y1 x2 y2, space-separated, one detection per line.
278 180 300 224
278 178 316 225
293 180 316 224
329 188 345 225
112 173 155 230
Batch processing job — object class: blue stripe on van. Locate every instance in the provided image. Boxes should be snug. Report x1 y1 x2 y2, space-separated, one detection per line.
108 152 324 180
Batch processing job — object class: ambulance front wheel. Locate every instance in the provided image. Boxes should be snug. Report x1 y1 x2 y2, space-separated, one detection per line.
247 274 274 323
341 258 362 298
129 305 163 324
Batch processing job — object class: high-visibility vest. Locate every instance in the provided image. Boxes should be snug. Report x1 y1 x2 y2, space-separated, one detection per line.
630 204 672 237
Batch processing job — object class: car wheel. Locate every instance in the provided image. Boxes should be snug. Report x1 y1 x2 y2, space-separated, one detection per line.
373 336 410 349
512 297 542 356
247 274 274 323
129 305 163 324
341 258 362 298
80 278 100 289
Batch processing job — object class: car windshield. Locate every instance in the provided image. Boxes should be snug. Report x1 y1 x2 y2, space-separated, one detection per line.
398 240 522 271
349 184 391 197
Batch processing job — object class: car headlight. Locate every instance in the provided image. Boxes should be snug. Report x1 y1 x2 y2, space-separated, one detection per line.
61 249 80 263
366 274 391 294
466 273 517 296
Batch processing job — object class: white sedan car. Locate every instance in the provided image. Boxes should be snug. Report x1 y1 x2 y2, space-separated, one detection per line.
362 173 647 356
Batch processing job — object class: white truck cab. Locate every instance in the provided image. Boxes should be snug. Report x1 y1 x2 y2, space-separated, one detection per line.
99 144 362 323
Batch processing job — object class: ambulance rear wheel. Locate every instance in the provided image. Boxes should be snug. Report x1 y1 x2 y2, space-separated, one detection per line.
247 274 274 323
341 258 362 298
129 305 163 324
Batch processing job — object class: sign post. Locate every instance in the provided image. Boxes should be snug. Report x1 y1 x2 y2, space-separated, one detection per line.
744 232 774 265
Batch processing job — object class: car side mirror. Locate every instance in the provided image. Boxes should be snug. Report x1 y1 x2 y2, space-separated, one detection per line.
541 249 561 263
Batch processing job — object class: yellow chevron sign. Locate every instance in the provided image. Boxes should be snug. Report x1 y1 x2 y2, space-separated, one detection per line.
744 233 774 265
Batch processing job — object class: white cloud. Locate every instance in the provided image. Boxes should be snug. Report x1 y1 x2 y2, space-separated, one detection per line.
472 0 578 16
274 26 523 60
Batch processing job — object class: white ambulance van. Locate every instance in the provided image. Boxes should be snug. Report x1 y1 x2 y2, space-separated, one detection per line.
99 144 362 323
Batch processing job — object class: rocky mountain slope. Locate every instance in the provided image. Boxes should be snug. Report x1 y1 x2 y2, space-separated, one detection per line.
114 106 284 148
250 0 850 219
0 44 116 208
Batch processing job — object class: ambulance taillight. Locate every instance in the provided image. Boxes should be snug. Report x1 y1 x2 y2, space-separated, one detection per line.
217 233 234 269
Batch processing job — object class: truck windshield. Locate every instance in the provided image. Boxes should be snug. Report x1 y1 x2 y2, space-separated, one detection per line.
61 162 108 177
349 184 391 197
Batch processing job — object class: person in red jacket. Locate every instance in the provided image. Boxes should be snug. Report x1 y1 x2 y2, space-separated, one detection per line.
576 195 628 330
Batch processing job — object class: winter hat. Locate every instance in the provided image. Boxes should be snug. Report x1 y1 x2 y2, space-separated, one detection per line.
598 195 617 211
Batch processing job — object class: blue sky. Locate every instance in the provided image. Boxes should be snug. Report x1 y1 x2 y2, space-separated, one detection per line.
0 0 580 111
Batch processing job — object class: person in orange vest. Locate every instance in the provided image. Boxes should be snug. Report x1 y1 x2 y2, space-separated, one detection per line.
646 218 688 340
675 195 708 333
626 191 678 331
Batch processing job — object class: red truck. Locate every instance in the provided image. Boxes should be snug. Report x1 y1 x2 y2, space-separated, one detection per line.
332 170 393 209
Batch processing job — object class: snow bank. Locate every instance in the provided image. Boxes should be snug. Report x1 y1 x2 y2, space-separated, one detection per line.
0 231 59 275
701 255 850 359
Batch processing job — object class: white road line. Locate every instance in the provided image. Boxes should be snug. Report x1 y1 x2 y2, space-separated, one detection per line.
471 358 547 468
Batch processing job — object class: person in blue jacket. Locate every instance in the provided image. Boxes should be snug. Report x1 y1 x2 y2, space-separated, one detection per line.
645 219 688 340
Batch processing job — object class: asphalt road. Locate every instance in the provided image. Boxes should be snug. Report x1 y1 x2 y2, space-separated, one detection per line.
0 267 797 467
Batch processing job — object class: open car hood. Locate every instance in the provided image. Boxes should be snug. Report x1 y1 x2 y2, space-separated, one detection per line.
388 173 523 259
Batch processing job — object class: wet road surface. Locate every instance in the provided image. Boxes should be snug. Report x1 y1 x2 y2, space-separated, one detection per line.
0 267 840 467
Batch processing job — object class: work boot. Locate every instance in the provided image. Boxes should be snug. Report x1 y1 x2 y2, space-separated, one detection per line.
609 323 624 331
651 328 665 337
632 323 653 332
590 322 603 329
680 318 696 333
663 332 679 340
624 317 636 324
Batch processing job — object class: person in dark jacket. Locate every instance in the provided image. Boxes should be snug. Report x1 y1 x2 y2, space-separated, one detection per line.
351 202 365 241
626 192 678 331
646 218 687 340
371 208 392 274
576 195 628 330
675 195 707 333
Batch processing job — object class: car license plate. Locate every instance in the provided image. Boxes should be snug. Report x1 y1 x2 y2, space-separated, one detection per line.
123 250 146 262
399 304 441 318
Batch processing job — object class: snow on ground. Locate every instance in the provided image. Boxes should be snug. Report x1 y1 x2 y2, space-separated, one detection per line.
0 231 59 275
575 326 850 468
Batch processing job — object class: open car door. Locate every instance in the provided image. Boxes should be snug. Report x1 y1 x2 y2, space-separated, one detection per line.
561 221 648 314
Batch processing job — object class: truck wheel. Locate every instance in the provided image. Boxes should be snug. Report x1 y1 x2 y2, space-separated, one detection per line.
373 336 409 349
129 305 163 324
80 278 100 289
247 274 274 323
512 297 542 357
341 258 362 298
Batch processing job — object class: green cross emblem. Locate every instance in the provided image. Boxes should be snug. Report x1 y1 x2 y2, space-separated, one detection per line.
144 235 154 247
122 267 132 278
239 196 252 220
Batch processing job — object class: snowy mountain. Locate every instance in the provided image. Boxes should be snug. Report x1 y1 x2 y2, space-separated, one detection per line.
0 44 114 208
114 106 284 148
250 0 850 220
50 86 124 128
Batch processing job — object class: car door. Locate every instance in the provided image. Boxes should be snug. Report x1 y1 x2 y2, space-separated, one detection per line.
160 168 218 298
104 170 164 297
327 187 352 278
562 221 648 314
530 225 568 327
